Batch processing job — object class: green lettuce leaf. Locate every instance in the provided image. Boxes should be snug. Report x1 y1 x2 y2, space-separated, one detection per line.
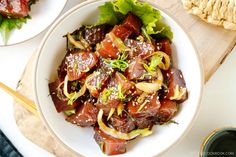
0 15 30 45
97 2 120 25
96 0 173 40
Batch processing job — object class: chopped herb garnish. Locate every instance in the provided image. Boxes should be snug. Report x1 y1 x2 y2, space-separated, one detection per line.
141 27 152 42
143 54 163 74
64 109 76 116
117 83 125 100
105 53 129 72
71 81 79 90
101 88 113 102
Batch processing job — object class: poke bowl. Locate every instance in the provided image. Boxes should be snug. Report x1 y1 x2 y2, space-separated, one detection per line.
34 0 204 156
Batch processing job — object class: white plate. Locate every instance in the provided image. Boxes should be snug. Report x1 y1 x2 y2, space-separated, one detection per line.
34 0 204 156
0 0 67 46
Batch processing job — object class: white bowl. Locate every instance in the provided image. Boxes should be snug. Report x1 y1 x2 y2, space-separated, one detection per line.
0 0 67 46
34 0 204 156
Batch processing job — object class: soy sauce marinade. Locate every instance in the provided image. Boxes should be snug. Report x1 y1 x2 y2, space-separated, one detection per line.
205 130 236 157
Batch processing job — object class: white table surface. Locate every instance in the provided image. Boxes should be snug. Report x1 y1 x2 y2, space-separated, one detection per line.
1 1 236 157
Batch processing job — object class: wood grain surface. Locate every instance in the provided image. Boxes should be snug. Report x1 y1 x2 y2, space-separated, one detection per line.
148 0 236 81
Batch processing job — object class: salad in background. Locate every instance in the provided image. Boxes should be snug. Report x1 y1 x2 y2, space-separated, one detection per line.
0 0 37 45
49 0 188 155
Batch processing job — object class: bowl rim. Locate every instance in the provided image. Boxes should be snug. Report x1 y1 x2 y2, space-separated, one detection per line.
33 0 204 156
199 127 236 157
0 0 68 47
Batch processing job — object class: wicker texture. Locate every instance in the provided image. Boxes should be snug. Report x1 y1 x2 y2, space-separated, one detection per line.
182 0 236 30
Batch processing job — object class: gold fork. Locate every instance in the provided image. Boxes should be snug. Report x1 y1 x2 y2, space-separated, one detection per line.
0 82 38 116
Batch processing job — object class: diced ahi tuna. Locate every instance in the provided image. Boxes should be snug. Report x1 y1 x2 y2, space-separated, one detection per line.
157 39 172 57
114 72 133 94
127 93 160 118
84 24 111 46
0 0 29 18
97 37 120 59
122 13 142 35
156 99 178 123
65 51 98 81
164 68 188 102
48 79 78 112
94 128 127 155
124 39 155 58
125 57 147 81
133 116 154 129
66 101 98 127
85 70 110 98
108 113 135 133
112 25 132 41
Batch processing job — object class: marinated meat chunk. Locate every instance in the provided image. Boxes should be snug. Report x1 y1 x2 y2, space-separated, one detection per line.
0 0 28 18
95 101 120 116
84 24 111 46
127 93 161 118
122 13 142 35
156 99 178 123
109 113 135 133
125 57 147 81
85 59 114 98
165 68 188 102
94 128 127 155
97 37 120 59
114 72 134 95
95 72 133 115
133 116 154 129
57 51 71 82
65 51 98 81
96 88 120 115
157 39 172 57
124 39 155 58
85 70 110 98
66 101 98 127
48 79 79 112
112 25 132 41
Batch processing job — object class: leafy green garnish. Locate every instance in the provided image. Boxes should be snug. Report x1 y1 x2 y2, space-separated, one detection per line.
143 54 163 73
105 53 129 72
67 92 79 105
64 109 76 116
71 81 79 90
0 15 30 45
0 0 37 45
96 0 173 40
101 88 113 102
97 2 120 25
117 83 125 100
141 27 152 42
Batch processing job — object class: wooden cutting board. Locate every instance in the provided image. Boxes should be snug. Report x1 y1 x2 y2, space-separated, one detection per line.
13 0 236 157
148 0 236 82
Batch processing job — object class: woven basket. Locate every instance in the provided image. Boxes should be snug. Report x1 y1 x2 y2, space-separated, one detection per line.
182 0 236 30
